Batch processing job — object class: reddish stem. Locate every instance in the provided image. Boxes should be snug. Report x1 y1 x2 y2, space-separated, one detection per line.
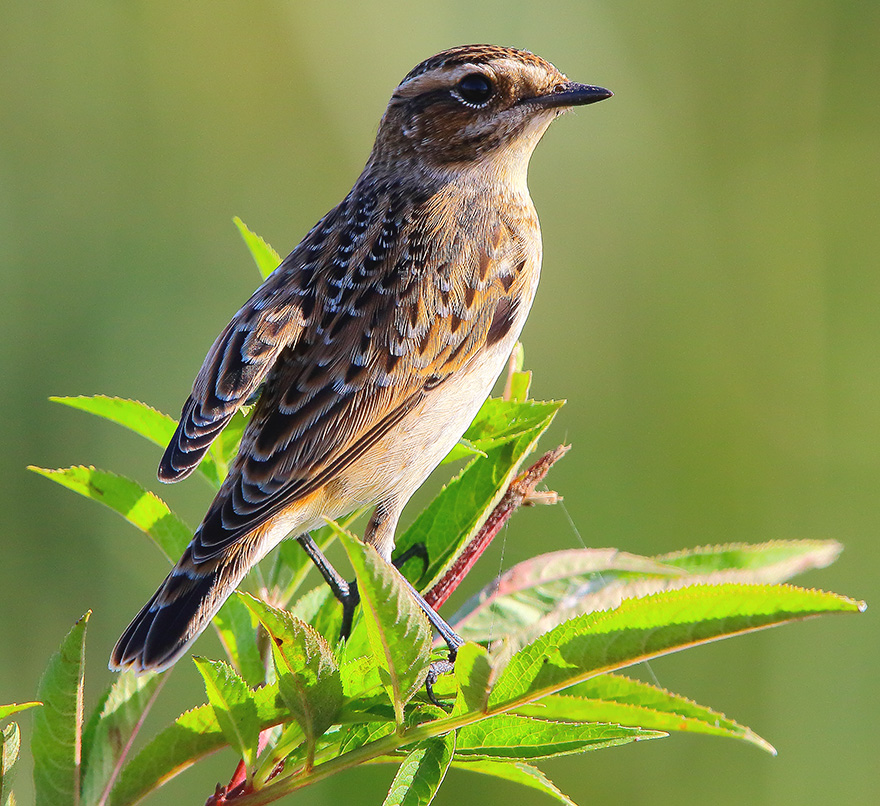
205 729 277 804
424 445 568 609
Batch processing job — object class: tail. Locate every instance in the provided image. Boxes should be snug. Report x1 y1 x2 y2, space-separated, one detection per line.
109 546 246 672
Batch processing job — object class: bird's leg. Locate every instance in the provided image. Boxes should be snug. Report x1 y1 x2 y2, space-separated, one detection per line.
294 533 428 642
294 532 351 600
295 533 428 640
364 500 464 703
338 544 431 641
295 530 462 704
399 576 464 657
294 533 360 638
398 575 464 705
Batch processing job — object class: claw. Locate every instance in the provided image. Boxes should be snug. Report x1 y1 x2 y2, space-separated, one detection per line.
392 542 430 579
425 657 457 707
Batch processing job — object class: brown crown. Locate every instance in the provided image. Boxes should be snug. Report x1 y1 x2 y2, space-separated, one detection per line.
402 44 555 84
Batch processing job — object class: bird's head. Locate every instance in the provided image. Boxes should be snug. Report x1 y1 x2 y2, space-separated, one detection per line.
370 45 611 176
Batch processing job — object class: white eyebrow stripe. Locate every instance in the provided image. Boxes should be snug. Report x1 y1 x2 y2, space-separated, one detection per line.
394 59 561 101
395 64 491 99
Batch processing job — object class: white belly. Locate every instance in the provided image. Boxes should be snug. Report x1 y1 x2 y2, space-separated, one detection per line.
363 259 541 519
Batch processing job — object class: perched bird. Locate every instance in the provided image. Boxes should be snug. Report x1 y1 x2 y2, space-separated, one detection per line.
111 44 611 675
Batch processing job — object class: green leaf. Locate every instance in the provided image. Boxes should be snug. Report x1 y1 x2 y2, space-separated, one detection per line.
338 655 385 704
337 721 397 757
109 683 289 806
454 714 660 759
505 370 532 403
32 611 89 806
0 704 40 722
80 671 163 806
440 439 488 465
451 759 577 806
213 595 263 687
331 521 432 725
489 584 864 711
29 466 191 560
451 548 678 642
234 216 282 279
241 595 343 762
2 722 21 806
395 399 563 588
502 342 531 403
453 643 493 715
110 704 222 806
193 658 260 769
50 395 175 447
429 395 562 474
461 398 563 454
503 540 850 651
289 583 339 636
382 734 455 806
516 672 774 754
49 396 224 488
653 539 843 579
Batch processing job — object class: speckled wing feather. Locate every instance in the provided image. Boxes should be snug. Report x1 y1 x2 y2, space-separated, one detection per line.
185 178 535 561
158 265 309 482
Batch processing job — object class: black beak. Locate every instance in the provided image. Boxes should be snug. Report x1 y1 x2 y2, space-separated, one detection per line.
525 82 613 110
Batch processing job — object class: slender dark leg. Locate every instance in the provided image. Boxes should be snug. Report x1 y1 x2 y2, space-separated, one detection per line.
400 576 464 706
294 533 351 601
400 577 464 656
294 532 462 703
294 533 359 638
295 533 434 637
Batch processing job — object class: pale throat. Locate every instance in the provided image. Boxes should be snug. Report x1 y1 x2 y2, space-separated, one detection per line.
453 105 559 188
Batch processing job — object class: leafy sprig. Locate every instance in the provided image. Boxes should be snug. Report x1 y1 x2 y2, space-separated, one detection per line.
2 221 863 806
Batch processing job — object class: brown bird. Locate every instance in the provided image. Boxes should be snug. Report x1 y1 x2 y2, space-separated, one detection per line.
110 44 611 678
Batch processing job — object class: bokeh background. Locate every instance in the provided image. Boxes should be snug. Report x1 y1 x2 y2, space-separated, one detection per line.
2 1 877 804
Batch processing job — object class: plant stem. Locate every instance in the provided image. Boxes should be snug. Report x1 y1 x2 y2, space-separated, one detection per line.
425 445 569 609
230 711 470 805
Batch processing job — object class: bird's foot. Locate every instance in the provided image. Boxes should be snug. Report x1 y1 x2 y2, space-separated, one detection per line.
392 542 430 579
424 655 457 707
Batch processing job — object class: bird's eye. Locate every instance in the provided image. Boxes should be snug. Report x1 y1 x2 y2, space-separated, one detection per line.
455 73 494 106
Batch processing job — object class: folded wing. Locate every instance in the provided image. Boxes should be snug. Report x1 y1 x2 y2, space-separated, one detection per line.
186 186 535 561
158 269 308 482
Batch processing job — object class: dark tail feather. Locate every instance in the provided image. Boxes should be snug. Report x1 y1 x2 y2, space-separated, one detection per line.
110 557 233 672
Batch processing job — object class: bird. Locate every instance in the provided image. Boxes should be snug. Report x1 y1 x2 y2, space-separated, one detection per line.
110 44 611 677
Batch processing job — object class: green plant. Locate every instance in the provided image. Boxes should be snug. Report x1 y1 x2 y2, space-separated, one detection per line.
1 221 863 806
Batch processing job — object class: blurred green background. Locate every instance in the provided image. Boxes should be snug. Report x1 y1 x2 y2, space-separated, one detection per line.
2 1 877 803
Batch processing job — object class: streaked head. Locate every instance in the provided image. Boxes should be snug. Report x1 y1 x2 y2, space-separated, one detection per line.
371 45 611 170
